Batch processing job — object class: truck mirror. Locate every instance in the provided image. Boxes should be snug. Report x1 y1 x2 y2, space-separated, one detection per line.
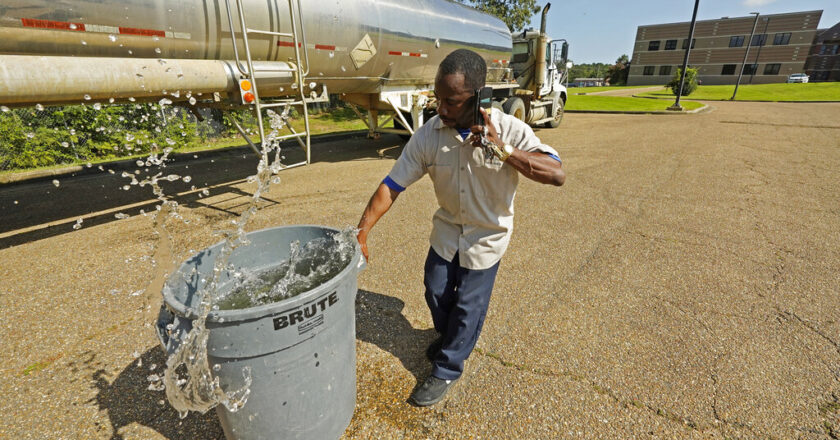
561 42 569 62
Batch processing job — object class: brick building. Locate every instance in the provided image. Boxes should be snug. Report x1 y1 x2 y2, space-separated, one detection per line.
805 22 840 81
628 10 823 86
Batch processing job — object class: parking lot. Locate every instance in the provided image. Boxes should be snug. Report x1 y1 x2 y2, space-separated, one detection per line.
1 100 839 439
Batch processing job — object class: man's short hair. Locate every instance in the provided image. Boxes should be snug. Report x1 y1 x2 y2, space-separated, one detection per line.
437 49 487 90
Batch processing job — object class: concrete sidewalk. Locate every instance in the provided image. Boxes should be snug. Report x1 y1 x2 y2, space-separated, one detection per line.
2 100 839 439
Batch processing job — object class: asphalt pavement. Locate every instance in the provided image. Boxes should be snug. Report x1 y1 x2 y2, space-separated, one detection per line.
1 101 839 439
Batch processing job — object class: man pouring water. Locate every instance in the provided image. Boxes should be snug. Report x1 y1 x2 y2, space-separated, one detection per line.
356 49 565 406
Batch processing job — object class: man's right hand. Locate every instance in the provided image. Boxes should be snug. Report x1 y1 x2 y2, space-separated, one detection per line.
357 230 369 262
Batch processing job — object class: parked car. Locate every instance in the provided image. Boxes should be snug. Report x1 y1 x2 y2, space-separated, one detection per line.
787 73 809 83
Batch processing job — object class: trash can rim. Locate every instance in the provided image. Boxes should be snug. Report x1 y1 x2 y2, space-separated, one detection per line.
161 224 362 322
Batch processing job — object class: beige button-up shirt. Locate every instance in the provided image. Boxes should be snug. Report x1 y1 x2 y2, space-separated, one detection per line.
387 109 560 270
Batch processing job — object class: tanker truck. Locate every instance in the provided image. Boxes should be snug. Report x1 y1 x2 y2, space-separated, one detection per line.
0 0 568 162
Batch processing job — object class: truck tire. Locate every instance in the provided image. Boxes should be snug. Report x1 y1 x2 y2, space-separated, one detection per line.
544 96 564 128
502 97 526 122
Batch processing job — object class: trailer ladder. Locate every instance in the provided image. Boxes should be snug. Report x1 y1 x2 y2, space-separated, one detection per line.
223 0 319 168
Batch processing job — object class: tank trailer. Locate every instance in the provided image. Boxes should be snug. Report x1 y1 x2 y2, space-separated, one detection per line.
0 0 569 158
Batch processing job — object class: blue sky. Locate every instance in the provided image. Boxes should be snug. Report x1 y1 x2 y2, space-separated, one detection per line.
526 0 840 64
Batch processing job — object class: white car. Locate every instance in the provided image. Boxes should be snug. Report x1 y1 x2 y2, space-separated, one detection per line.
787 73 809 83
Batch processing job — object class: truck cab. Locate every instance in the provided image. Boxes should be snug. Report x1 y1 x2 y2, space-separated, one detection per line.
503 3 568 128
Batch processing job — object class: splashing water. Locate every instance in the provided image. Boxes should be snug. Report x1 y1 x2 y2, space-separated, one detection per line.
215 228 357 310
159 105 308 418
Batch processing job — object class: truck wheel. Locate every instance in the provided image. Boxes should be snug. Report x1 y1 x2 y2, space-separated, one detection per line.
502 97 526 122
544 97 564 128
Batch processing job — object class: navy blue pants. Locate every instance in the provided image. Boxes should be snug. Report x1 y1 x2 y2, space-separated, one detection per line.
424 248 500 380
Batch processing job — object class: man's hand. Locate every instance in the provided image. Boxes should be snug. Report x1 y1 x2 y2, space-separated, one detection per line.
356 229 370 262
469 107 503 149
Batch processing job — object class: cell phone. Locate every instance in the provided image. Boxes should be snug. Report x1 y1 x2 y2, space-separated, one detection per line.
474 87 493 126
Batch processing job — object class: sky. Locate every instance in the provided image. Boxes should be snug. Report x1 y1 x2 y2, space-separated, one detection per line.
525 0 840 64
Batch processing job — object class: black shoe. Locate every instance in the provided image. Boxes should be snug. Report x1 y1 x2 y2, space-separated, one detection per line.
426 336 443 361
409 375 458 407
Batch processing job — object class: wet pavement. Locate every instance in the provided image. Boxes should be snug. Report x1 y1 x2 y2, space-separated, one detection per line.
1 101 839 439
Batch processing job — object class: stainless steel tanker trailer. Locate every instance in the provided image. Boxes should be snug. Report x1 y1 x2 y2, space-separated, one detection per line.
0 0 568 148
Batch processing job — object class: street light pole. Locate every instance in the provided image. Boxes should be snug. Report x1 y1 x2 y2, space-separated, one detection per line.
669 0 700 111
749 17 770 84
731 12 760 100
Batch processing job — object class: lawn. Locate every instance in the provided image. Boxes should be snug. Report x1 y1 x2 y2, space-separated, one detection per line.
637 82 840 101
567 86 649 94
565 95 704 112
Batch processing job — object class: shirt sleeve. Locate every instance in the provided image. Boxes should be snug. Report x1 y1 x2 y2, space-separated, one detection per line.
499 112 561 159
386 131 427 190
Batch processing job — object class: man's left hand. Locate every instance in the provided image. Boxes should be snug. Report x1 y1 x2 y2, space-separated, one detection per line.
469 108 503 149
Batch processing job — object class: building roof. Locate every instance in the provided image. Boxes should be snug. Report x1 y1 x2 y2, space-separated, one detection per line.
638 10 823 29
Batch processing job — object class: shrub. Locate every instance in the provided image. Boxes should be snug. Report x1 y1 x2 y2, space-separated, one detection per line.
667 67 699 96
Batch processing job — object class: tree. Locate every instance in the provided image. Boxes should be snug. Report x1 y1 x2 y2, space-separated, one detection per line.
606 54 630 86
457 0 542 32
568 61 611 82
667 67 699 96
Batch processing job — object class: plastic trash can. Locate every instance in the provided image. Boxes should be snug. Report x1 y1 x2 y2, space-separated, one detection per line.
156 225 363 440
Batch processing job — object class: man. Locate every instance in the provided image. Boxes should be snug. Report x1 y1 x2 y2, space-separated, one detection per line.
356 49 565 406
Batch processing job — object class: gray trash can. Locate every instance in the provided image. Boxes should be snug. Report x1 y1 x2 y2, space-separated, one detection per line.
156 225 363 440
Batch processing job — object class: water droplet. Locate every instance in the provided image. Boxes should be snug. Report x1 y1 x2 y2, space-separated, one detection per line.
115 213 129 219
26 132 35 138
154 47 162 54
128 97 136 102
86 163 92 168
159 98 172 106
69 129 76 135
213 364 221 371
81 40 87 46
201 189 210 196
128 50 133 55
309 82 316 89
182 176 192 183
52 179 60 187
73 218 83 230
122 185 130 191
109 34 117 42
125 133 135 141
60 141 69 148
93 103 102 110
84 94 91 100
109 97 115 103
328 51 335 58
291 83 298 89
69 23 77 30
35 103 44 111
13 200 18 204
158 59 167 65
189 97 197 105
340 65 346 72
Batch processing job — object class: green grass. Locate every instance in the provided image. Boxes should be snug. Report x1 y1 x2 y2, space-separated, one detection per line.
568 85 649 94
566 95 704 112
637 82 840 101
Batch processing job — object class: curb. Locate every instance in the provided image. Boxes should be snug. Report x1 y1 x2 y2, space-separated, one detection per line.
0 130 368 186
630 94 840 103
566 104 709 115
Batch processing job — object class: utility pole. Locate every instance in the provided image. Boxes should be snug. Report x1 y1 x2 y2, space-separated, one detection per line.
750 17 771 84
669 0 700 111
731 12 760 100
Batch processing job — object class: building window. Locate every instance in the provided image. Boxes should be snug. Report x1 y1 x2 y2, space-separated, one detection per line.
773 33 791 45
750 34 767 47
742 64 758 75
682 39 696 49
643 66 655 75
664 40 677 50
729 36 745 47
648 41 660 51
721 64 736 75
763 63 781 75
659 65 672 76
